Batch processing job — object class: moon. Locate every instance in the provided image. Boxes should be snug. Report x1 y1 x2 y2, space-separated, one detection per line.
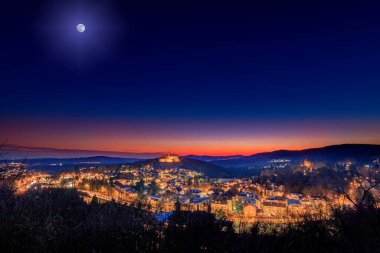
77 24 86 33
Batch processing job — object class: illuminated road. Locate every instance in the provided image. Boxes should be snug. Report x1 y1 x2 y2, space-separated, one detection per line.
78 190 126 203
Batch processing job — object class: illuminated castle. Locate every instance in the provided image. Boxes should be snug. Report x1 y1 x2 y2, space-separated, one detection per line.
302 158 314 174
303 158 313 169
159 154 180 163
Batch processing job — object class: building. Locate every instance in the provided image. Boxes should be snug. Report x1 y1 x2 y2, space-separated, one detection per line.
243 203 256 218
159 155 180 163
189 197 210 211
262 197 287 216
211 199 228 213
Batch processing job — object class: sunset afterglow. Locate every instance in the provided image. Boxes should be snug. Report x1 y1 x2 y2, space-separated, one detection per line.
2 117 380 157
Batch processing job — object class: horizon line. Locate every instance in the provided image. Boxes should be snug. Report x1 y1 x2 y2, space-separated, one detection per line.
2 143 380 159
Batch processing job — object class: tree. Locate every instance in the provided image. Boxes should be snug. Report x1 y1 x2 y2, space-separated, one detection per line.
148 181 158 195
135 179 145 197
186 178 192 187
215 210 227 220
0 140 26 190
175 199 181 213
91 195 99 205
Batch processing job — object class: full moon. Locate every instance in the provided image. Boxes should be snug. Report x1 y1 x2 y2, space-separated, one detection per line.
77 24 86 33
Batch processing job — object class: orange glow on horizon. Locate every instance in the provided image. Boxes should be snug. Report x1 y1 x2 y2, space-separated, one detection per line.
1 118 380 157
3 141 377 157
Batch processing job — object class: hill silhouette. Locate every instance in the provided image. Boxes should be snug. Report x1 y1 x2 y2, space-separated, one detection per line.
203 144 380 168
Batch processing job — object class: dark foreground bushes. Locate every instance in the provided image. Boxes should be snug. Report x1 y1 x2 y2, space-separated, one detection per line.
0 188 379 253
0 188 158 253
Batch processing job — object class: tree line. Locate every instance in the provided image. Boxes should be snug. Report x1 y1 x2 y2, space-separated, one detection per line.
0 186 379 253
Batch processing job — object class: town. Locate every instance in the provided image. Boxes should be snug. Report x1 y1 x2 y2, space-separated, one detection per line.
4 154 379 227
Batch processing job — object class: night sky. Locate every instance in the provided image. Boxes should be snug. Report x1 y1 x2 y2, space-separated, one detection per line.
1 0 380 157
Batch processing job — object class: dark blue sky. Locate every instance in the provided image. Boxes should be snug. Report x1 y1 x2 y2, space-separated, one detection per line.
1 0 380 155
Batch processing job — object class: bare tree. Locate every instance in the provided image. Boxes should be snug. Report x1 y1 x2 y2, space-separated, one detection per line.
0 140 26 190
336 172 379 211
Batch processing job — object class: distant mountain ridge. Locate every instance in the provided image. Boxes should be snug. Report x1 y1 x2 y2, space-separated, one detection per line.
8 144 380 172
2 145 162 159
184 155 244 162
132 144 380 176
13 156 143 171
210 144 380 168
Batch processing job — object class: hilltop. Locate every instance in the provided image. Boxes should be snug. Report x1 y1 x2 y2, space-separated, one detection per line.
130 156 232 178
207 144 380 168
